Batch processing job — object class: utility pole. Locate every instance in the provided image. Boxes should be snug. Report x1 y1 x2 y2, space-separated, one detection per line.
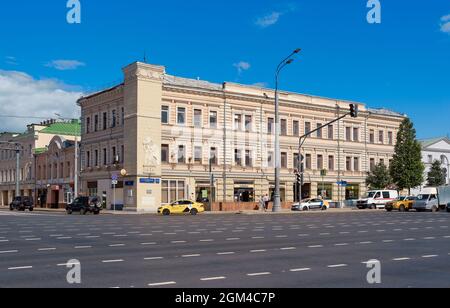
74 136 79 199
15 144 20 197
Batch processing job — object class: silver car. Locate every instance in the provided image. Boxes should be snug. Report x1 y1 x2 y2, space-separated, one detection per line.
413 193 439 212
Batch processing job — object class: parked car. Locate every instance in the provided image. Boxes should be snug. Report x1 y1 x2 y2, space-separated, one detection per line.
385 196 417 212
413 186 450 212
158 200 205 216
447 202 450 213
356 190 398 210
66 197 102 215
9 196 34 212
291 198 330 211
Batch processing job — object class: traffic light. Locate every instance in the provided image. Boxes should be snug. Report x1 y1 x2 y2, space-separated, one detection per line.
296 173 302 184
350 104 358 118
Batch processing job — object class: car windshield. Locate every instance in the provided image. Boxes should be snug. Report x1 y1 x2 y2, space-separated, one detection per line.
398 196 406 201
417 194 430 201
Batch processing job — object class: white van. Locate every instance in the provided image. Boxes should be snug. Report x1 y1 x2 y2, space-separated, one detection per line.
356 190 399 210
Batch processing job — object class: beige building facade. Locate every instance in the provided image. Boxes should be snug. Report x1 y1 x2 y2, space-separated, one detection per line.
78 62 404 212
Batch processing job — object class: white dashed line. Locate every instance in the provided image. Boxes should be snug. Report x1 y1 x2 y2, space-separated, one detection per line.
200 276 226 281
393 257 411 261
102 259 124 263
141 242 157 246
38 248 56 251
0 250 18 254
144 257 164 260
308 245 324 248
335 243 349 246
109 244 125 247
422 255 438 258
247 272 271 277
280 247 296 251
217 252 235 255
74 246 92 249
148 281 176 287
250 250 267 253
8 266 33 270
290 268 311 272
328 264 348 268
182 254 201 258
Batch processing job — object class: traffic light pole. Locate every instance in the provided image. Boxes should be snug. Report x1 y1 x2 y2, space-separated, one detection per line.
296 106 357 204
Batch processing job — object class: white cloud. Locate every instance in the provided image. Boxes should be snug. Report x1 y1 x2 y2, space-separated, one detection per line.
0 70 82 132
233 61 251 74
46 60 86 71
5 56 18 65
440 14 450 34
255 11 283 28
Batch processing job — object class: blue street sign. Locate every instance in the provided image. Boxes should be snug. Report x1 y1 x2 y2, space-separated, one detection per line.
111 174 119 181
140 178 161 184
125 181 134 186
337 181 348 186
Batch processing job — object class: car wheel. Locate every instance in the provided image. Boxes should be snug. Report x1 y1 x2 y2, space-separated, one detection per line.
302 206 309 211
190 208 198 216
9 205 14 211
431 206 438 213
399 205 406 212
321 206 328 211
29 207 33 212
66 209 72 215
370 204 377 210
162 209 170 216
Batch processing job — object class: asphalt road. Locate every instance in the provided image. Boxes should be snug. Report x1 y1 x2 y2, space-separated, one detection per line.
0 209 449 288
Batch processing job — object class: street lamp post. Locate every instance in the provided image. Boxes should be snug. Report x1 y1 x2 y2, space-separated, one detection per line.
273 49 301 213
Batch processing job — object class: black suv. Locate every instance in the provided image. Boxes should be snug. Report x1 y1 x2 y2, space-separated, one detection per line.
66 197 102 215
10 196 34 212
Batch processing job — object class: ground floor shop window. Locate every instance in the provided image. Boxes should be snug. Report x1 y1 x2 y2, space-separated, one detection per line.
162 180 185 204
269 187 286 202
345 184 360 200
196 187 215 203
234 188 254 202
317 183 333 200
293 183 311 201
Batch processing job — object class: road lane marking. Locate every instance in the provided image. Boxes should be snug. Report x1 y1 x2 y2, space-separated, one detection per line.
290 268 311 272
217 252 235 255
247 272 271 276
141 242 157 245
250 250 267 253
102 259 124 263
148 281 176 287
280 247 296 251
383 240 395 243
200 239 214 242
308 245 323 248
109 244 125 247
144 257 164 260
393 257 411 261
201 276 226 281
182 254 201 258
75 246 92 249
335 243 349 246
226 238 240 241
0 250 18 254
38 248 56 251
8 266 33 270
171 241 187 244
57 261 80 267
328 264 348 268
422 255 438 258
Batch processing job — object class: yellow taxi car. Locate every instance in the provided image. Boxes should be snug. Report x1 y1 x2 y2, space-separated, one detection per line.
385 196 417 212
157 200 205 216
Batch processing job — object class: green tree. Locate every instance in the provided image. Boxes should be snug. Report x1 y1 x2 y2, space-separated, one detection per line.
390 118 425 194
427 160 447 187
366 162 393 190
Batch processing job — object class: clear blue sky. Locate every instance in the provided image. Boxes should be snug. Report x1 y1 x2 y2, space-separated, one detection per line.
0 0 449 138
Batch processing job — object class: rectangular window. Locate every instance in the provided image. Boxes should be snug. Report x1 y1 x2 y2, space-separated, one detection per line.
86 117 90 134
268 151 274 168
178 145 185 163
235 149 242 166
111 147 117 164
209 111 217 129
234 114 242 130
86 151 91 168
328 125 333 140
245 115 252 132
354 157 360 171
267 118 274 134
121 107 125 126
111 110 117 128
328 156 335 171
95 150 99 167
379 131 384 144
353 128 359 142
194 109 202 128
103 148 107 166
293 120 299 136
245 150 252 167
194 146 202 164
210 147 218 165
305 122 311 135
370 130 375 144
379 158 385 166
346 157 352 171
317 155 324 170
161 106 169 124
317 123 323 138
388 131 393 145
161 144 169 163
177 107 186 125
103 112 107 130
281 119 287 136
346 127 352 141
281 152 287 168
370 158 376 171
94 115 99 132
121 145 124 163
162 181 169 204
305 154 312 170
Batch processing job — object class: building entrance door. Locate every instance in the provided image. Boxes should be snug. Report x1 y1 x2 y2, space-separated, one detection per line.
52 190 59 208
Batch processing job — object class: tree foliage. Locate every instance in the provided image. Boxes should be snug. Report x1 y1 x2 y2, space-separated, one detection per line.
427 160 447 187
366 162 393 190
389 118 424 193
